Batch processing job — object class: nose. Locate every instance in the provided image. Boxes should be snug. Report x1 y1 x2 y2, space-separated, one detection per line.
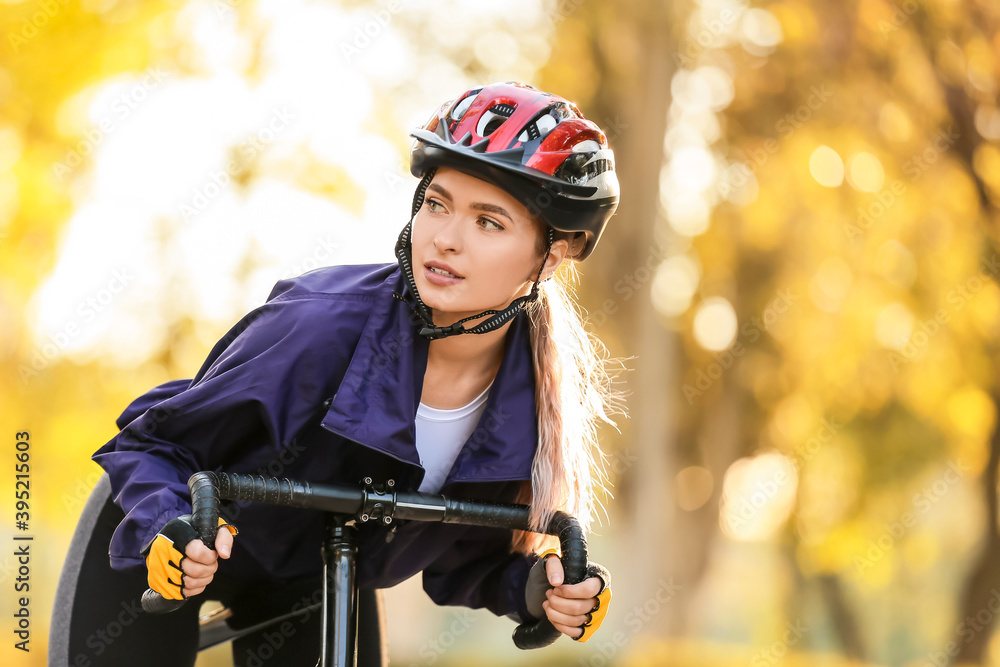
432 214 463 254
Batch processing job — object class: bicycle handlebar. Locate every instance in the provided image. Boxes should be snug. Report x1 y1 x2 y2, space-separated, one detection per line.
141 472 589 650
140 472 225 614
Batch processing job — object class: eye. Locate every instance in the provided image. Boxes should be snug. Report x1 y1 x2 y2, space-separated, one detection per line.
425 198 445 213
478 216 504 231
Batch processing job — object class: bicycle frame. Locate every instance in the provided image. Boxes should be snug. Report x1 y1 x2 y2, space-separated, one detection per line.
143 471 592 667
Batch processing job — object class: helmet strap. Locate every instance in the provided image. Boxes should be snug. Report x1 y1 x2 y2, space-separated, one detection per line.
394 174 555 341
393 168 437 327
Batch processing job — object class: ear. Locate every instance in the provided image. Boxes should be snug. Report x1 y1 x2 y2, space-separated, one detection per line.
539 238 569 282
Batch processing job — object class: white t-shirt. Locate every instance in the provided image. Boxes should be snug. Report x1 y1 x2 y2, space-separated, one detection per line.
415 381 493 493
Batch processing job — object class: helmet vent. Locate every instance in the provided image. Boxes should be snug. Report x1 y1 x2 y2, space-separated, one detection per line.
476 103 516 137
517 112 558 143
450 95 476 122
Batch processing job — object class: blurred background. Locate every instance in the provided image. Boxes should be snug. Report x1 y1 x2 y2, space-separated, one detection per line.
2 0 1000 665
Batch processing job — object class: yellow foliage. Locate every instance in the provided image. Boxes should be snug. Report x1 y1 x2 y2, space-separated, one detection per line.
902 530 939 575
4 0 1000 664
973 143 1000 203
945 385 997 440
740 186 785 251
768 3 818 46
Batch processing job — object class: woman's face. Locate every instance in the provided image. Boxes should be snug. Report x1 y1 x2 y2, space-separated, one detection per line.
410 166 555 327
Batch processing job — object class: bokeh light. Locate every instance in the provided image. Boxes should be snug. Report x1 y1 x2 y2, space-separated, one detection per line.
847 151 885 192
693 296 738 351
676 465 715 511
809 145 845 187
875 301 915 350
651 253 702 318
720 452 798 541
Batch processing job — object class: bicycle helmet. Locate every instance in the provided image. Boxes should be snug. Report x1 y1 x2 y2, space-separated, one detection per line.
394 81 620 340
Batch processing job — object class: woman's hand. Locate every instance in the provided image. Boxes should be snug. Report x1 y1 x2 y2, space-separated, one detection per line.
142 515 237 601
177 526 235 597
540 555 606 640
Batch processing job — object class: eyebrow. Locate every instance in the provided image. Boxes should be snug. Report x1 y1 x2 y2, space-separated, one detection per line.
426 183 515 223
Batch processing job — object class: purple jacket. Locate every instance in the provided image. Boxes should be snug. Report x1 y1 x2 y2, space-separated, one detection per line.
92 262 543 622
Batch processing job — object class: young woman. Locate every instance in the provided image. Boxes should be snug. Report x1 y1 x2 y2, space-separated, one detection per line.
50 81 623 667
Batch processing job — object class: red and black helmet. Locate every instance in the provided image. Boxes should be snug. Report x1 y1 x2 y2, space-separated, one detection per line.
409 81 620 261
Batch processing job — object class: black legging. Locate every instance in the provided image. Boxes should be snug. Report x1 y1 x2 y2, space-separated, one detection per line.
50 474 387 666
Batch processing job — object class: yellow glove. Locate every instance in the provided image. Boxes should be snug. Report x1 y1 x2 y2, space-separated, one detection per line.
574 561 611 643
140 515 237 600
525 548 612 643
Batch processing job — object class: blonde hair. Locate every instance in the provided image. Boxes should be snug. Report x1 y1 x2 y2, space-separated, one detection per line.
510 232 627 555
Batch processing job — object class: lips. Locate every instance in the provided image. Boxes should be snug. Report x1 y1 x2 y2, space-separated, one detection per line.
423 263 464 288
425 261 464 279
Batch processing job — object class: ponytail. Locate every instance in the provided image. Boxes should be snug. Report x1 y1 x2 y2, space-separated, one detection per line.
511 261 627 555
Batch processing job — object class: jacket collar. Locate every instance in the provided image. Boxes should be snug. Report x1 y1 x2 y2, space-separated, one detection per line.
320 267 538 485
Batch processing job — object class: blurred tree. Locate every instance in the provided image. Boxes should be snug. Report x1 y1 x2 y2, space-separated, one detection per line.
539 0 704 643
905 3 1000 663
547 0 1000 665
661 0 998 664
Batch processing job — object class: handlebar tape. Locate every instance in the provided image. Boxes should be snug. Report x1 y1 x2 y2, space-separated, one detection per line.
511 511 588 649
189 471 222 547
140 587 186 614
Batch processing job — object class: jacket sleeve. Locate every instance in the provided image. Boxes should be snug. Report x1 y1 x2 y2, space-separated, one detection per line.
92 289 367 570
421 526 542 623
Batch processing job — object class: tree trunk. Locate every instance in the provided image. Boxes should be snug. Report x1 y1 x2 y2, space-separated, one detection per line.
671 377 745 634
953 392 1000 664
817 574 866 660
616 17 678 638
910 8 1000 661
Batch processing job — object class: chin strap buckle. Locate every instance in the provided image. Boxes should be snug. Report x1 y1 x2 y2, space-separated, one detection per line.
418 322 465 340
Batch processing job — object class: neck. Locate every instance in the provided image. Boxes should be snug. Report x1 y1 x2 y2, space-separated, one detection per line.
421 281 534 362
426 315 511 378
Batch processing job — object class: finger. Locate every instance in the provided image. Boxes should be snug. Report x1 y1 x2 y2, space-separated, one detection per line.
548 616 585 639
543 599 590 628
545 554 564 586
181 557 217 578
552 576 602 599
181 573 214 590
182 583 206 598
216 527 234 559
185 539 219 565
545 590 597 616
